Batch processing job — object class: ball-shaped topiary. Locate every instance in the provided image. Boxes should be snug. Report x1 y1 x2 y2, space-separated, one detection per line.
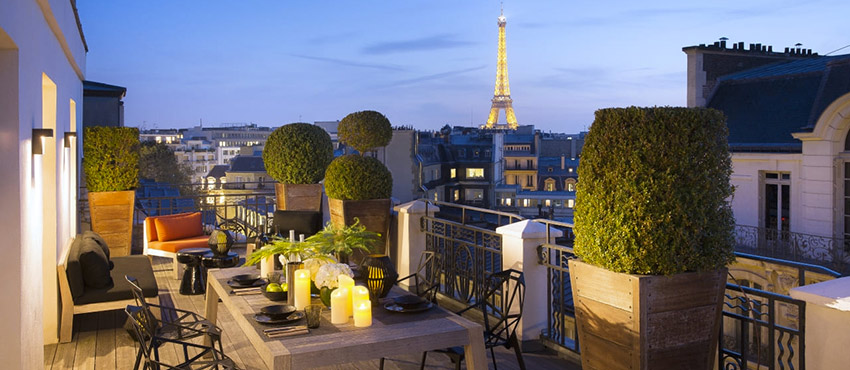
338 110 392 153
83 126 140 192
573 107 735 275
324 154 392 200
263 123 333 184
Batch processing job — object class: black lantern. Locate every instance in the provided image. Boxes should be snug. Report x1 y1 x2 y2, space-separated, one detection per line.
361 254 398 301
208 229 234 256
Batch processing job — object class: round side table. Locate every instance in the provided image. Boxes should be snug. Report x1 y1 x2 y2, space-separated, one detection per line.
176 248 209 295
201 251 241 269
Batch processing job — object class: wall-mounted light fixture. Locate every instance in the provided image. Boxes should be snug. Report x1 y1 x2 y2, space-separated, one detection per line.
63 131 77 148
32 128 54 155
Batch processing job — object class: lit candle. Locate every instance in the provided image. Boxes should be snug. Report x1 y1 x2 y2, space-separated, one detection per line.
352 285 370 312
353 300 372 327
294 268 311 310
260 255 274 279
338 275 355 317
330 288 349 324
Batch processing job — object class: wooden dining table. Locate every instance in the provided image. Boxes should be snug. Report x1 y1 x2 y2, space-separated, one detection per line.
203 267 487 370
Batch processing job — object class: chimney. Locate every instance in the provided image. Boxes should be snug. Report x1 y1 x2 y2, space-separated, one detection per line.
738 41 744 50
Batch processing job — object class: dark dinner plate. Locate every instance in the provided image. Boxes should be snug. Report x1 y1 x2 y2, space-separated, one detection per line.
230 273 261 285
227 279 266 289
253 311 305 325
393 295 427 308
383 301 434 313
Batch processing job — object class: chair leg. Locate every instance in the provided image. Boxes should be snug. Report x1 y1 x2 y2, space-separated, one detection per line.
510 334 526 370
490 346 498 370
420 351 427 370
58 305 74 343
379 357 385 370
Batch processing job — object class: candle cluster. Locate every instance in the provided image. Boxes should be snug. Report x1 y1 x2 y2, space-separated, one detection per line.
330 275 372 327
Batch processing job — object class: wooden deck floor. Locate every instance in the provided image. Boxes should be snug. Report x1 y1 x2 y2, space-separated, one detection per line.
45 248 580 369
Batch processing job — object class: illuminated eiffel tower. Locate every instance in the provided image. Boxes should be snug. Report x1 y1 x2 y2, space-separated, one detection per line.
484 6 518 130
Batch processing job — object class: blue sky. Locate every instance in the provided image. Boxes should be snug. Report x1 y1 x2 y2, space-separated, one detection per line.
78 1 850 133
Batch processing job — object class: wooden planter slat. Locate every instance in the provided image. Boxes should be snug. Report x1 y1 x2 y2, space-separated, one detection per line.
88 190 134 257
328 198 391 256
274 183 323 212
569 259 726 370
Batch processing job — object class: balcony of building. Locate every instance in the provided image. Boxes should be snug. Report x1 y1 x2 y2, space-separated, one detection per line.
59 186 850 369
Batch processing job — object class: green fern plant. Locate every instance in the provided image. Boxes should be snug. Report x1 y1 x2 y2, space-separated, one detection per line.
245 236 328 266
305 218 381 257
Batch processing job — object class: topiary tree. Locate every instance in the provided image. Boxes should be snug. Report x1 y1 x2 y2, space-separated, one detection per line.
338 110 392 154
83 126 140 192
573 107 735 275
324 154 392 200
263 123 333 184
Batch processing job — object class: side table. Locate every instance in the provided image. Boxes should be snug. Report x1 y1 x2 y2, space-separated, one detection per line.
201 251 241 269
176 248 209 295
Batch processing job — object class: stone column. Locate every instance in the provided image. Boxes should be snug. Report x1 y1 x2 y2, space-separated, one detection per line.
789 276 850 369
496 219 562 350
393 200 438 284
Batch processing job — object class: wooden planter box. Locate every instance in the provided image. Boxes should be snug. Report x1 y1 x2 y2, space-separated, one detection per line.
568 259 726 370
328 198 391 257
88 190 135 257
274 183 323 212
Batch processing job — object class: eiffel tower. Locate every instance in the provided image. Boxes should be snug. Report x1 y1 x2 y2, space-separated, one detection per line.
484 7 518 130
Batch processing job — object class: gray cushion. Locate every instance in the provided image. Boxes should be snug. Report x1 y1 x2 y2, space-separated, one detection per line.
65 237 86 300
83 231 114 269
79 234 113 289
76 256 158 305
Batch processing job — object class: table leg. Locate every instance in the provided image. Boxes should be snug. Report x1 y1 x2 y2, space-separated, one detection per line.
464 327 487 370
203 277 219 348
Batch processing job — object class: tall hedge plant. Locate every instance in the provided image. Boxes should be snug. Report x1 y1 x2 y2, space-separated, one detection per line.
573 107 735 275
83 126 140 192
263 123 333 184
338 110 392 154
324 154 392 200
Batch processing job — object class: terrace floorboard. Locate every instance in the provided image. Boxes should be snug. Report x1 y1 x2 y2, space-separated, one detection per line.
45 247 580 369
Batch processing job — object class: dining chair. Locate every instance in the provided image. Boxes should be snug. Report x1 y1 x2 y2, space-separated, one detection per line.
125 305 238 370
125 275 225 369
396 250 442 302
421 269 526 370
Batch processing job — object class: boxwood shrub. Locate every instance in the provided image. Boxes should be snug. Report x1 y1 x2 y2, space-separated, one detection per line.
338 110 392 153
573 107 735 275
263 123 333 184
83 126 140 192
324 154 392 200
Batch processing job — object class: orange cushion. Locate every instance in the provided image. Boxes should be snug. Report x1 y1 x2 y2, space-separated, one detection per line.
154 212 203 242
145 212 198 242
148 235 209 253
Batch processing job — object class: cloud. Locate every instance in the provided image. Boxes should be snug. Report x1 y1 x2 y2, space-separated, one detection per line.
385 65 487 87
362 34 475 55
289 54 406 71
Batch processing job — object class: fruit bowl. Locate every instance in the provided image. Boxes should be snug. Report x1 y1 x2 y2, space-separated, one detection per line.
262 283 288 301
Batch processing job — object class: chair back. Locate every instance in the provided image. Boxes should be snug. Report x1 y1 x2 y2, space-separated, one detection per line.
125 305 157 362
479 269 525 349
125 275 161 332
410 251 442 302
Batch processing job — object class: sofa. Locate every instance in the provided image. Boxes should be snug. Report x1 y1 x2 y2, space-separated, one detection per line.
142 212 209 278
57 231 159 343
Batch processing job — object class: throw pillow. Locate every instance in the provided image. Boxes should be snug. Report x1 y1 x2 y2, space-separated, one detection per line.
79 237 113 289
155 212 203 242
84 231 114 270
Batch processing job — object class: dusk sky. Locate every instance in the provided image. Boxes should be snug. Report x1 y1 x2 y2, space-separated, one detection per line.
78 1 849 133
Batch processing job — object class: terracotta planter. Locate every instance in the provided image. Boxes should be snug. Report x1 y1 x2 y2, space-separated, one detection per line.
88 190 135 257
328 198 391 259
274 183 323 211
568 259 726 370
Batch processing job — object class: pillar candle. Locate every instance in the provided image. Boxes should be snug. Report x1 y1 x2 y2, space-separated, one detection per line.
353 300 372 327
352 285 369 312
294 268 311 310
260 255 275 279
330 288 349 324
338 275 355 317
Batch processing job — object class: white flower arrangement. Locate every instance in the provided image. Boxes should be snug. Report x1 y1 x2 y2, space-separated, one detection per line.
303 254 337 281
314 263 353 289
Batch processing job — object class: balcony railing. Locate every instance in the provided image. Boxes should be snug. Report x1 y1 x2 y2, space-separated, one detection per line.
734 225 850 274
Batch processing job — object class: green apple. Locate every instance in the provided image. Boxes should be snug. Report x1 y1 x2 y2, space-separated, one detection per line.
266 283 283 293
280 282 288 292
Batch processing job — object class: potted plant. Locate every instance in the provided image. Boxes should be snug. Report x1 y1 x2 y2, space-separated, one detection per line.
570 107 735 369
83 126 140 257
262 122 333 211
325 110 393 257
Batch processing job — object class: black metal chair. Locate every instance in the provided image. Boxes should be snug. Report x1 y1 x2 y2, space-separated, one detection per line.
125 305 238 370
421 269 526 370
125 275 226 370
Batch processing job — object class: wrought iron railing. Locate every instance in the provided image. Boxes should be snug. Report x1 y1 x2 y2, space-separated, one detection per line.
421 200 512 306
533 219 579 353
735 224 850 274
719 283 806 370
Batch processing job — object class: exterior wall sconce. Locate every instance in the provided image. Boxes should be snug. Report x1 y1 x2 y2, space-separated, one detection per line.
64 132 77 148
32 128 54 155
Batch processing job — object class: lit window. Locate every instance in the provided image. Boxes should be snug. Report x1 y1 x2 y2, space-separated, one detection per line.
465 189 484 201
451 168 457 179
453 189 460 201
568 199 575 208
466 168 484 179
545 199 551 207
505 198 512 206
433 192 438 201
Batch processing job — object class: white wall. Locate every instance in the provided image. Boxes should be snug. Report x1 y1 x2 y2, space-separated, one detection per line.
729 153 802 229
0 0 85 365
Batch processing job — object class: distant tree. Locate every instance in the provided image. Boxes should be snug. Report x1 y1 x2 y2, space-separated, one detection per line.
139 141 195 191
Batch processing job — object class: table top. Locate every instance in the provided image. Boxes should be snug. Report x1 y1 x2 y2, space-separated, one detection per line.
205 266 485 370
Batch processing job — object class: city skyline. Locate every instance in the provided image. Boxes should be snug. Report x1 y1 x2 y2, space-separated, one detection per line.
78 0 850 133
